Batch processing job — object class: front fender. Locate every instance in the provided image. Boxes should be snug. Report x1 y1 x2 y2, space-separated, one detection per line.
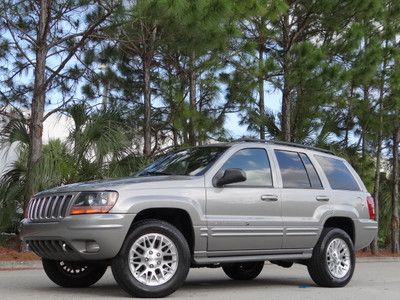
111 192 208 254
111 187 207 226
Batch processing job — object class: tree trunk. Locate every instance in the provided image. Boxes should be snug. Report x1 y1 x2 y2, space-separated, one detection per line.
24 0 50 206
361 86 368 253
371 137 381 254
344 83 355 147
361 85 369 159
170 99 178 147
281 13 291 142
371 63 386 255
188 51 196 146
172 127 178 146
392 127 400 254
258 43 265 140
143 59 152 157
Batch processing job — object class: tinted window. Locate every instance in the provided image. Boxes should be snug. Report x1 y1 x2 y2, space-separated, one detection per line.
137 146 228 176
275 150 310 188
299 153 323 189
219 148 272 187
315 155 360 191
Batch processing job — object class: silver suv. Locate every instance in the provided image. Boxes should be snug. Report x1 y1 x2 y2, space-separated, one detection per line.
21 140 378 297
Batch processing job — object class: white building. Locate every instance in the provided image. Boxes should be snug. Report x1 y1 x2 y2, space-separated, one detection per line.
0 112 71 176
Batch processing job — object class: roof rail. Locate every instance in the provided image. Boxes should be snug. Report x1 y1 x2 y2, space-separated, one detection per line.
233 138 335 155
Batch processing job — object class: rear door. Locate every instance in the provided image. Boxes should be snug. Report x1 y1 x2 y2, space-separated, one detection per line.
206 147 283 252
273 149 332 249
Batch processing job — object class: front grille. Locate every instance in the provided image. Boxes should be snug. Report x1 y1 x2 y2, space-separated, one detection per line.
27 194 74 221
28 240 75 260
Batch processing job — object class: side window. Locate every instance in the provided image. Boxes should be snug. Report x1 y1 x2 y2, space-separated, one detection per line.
219 148 273 187
275 150 310 188
315 155 360 191
299 153 323 189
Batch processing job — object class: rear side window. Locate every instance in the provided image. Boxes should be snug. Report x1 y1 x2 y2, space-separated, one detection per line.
315 155 360 191
299 153 322 189
275 150 322 189
219 148 272 187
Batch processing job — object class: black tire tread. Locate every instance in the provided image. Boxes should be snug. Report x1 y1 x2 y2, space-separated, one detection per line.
222 261 264 280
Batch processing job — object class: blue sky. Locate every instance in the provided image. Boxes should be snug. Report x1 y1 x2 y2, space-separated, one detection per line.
224 85 282 138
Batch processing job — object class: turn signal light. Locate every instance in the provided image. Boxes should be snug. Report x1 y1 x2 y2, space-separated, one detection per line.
69 191 118 215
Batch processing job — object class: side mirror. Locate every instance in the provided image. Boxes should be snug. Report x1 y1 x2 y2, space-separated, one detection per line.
213 168 246 187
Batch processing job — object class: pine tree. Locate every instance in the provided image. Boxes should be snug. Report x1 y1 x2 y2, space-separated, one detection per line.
0 0 118 205
226 1 286 139
153 0 241 145
273 0 380 142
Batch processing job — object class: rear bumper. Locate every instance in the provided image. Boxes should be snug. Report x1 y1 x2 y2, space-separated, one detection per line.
353 219 378 250
20 213 135 261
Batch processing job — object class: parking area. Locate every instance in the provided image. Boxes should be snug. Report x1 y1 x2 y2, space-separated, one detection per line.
0 259 399 299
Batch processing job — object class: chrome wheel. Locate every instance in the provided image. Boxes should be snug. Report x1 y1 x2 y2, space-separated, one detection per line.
128 233 178 286
326 238 351 279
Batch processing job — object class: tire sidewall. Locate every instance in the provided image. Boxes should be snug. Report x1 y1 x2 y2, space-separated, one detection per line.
42 259 107 288
319 228 355 286
112 221 190 297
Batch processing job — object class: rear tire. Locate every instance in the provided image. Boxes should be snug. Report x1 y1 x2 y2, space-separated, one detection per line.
222 261 264 280
307 227 355 287
42 259 107 288
111 220 190 298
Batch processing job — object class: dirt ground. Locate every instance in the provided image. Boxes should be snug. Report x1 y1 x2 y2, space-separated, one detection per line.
0 247 39 261
356 249 400 257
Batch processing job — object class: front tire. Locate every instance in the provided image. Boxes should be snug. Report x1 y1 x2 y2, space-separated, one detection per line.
42 259 107 288
307 227 355 287
222 261 264 280
111 220 190 298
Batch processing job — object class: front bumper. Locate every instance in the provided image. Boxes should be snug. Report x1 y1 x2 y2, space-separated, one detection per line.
20 213 136 261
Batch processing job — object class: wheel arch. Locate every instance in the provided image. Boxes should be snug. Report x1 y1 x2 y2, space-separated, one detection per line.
129 207 195 255
322 216 355 244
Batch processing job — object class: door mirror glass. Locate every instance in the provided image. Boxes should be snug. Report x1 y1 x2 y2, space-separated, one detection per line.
214 168 246 187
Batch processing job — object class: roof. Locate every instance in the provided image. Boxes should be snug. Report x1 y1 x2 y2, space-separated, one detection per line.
229 138 335 155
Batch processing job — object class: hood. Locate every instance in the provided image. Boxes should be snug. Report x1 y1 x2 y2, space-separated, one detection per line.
36 175 202 195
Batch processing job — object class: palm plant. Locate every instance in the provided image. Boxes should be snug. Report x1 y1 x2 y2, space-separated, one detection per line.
0 116 29 232
377 173 393 247
0 103 146 232
66 103 145 180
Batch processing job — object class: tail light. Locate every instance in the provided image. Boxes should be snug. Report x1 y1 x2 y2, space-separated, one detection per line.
366 196 375 220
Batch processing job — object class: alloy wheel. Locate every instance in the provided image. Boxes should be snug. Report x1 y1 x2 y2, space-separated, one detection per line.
128 233 178 286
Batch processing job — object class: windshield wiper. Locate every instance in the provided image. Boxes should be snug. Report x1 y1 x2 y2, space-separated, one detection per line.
138 171 172 177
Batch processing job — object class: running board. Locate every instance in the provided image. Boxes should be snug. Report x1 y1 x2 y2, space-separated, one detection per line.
194 252 312 265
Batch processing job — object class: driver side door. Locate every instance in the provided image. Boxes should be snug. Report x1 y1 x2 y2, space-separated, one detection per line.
205 147 283 252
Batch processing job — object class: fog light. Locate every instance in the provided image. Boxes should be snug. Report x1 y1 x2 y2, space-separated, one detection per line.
85 241 100 253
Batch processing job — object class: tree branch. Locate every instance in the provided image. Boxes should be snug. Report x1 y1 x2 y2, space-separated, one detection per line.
45 9 113 87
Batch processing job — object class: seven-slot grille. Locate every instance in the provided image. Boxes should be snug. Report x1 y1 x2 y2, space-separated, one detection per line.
27 194 74 221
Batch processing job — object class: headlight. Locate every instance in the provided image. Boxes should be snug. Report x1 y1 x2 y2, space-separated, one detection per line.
70 191 118 215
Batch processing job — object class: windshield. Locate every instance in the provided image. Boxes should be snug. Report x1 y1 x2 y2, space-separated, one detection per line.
137 146 229 176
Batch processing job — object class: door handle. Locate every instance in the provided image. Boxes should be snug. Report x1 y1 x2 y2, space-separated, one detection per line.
261 194 278 201
316 195 330 202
